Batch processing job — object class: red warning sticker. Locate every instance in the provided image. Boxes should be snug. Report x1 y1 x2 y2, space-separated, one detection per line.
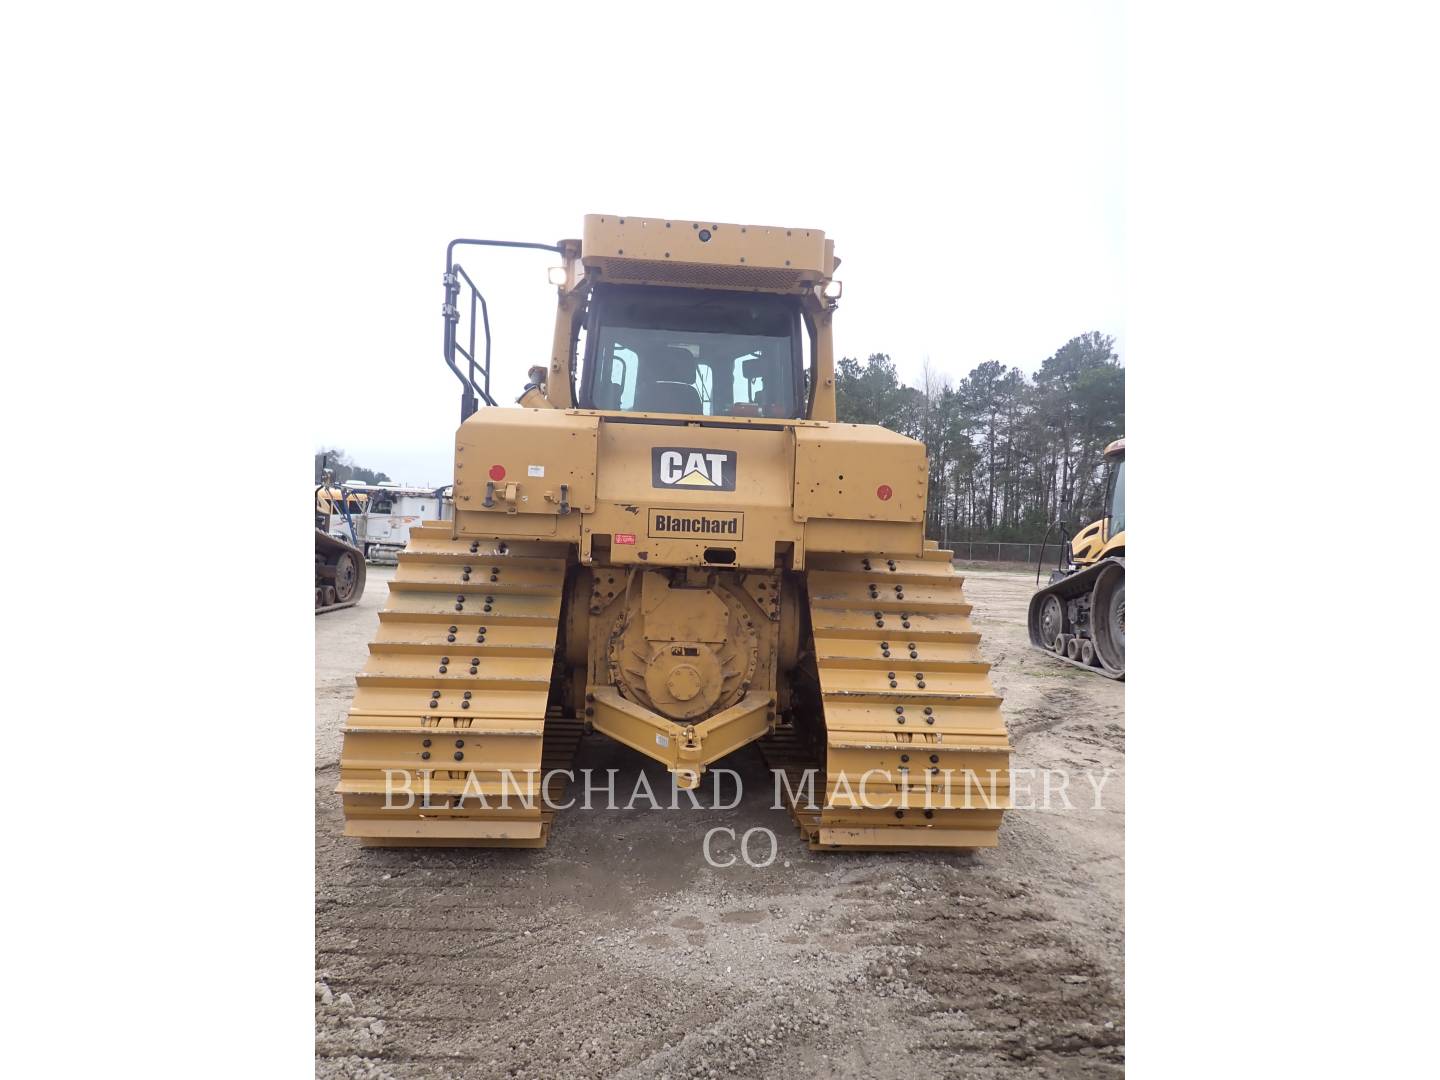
876 484 893 501
615 533 637 545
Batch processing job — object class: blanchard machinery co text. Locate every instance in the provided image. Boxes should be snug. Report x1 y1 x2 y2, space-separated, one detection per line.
383 767 1115 867
382 766 1116 813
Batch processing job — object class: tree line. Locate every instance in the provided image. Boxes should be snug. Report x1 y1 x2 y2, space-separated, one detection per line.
834 332 1124 543
314 448 391 486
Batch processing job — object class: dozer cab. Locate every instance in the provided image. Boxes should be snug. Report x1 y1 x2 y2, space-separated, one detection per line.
336 216 1011 850
1026 438 1125 678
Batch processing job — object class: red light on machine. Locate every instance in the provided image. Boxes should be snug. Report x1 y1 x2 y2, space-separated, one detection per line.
876 484 893 501
489 464 507 481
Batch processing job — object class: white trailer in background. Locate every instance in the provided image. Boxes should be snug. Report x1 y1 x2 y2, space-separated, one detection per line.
324 482 452 564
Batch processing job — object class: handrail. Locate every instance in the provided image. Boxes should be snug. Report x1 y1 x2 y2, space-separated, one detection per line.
442 238 565 422
446 238 563 268
443 263 495 414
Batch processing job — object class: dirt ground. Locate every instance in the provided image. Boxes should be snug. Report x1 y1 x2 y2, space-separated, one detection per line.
316 565 1124 1078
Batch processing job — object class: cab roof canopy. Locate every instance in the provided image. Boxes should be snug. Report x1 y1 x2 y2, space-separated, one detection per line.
580 214 836 295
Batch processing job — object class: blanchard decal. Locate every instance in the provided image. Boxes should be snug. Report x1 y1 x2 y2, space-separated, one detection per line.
651 447 738 491
647 508 745 541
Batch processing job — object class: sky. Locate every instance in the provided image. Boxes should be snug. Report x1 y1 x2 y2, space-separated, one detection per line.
312 3 1125 487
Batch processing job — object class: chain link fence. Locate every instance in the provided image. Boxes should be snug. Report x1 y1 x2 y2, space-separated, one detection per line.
941 540 1068 565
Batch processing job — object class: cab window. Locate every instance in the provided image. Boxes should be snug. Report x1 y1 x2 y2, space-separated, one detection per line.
583 286 801 418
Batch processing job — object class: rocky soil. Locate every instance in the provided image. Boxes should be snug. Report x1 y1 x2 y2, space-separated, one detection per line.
316 565 1124 1078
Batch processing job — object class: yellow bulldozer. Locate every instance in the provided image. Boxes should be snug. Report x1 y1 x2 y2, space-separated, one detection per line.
336 215 1010 850
315 480 367 614
1026 438 1125 678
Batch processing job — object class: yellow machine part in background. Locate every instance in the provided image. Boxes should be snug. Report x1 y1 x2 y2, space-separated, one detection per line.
315 485 367 614
1026 439 1125 678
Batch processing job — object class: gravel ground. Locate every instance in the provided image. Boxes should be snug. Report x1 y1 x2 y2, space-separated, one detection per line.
316 565 1124 1078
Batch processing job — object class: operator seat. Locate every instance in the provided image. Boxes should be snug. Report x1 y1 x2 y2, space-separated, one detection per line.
635 345 703 415
592 378 622 410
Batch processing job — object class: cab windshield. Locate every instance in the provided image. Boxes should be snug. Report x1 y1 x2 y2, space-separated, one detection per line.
583 286 801 418
1108 459 1125 535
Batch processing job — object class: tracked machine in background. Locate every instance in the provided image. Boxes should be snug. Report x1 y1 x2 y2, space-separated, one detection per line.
1027 439 1125 678
337 216 1010 850
316 480 368 614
